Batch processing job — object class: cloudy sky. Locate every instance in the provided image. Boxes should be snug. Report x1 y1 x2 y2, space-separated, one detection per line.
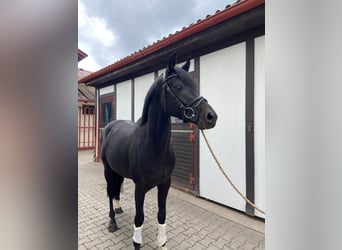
78 0 236 72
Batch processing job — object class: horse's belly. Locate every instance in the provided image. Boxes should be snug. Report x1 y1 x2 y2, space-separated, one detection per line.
106 157 132 178
105 138 134 178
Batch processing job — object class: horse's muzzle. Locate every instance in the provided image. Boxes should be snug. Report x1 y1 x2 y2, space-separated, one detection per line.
197 103 217 130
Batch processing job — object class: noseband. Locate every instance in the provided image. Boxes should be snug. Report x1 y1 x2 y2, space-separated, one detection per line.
162 73 207 123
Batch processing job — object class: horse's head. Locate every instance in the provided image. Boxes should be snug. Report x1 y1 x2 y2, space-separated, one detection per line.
161 53 217 130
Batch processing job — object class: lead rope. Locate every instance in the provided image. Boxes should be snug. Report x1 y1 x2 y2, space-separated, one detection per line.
201 130 265 215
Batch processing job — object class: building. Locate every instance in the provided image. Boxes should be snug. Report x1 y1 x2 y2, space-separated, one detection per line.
79 0 265 218
78 49 95 150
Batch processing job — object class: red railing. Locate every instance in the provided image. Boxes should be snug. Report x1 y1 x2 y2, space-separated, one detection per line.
78 105 95 150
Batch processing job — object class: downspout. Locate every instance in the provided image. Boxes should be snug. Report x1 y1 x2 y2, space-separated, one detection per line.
95 88 100 161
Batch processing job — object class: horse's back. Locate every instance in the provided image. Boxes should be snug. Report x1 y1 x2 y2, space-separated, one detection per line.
101 120 136 178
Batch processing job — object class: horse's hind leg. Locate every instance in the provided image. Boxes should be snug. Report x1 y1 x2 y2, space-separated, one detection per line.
112 173 124 214
104 163 124 232
107 195 117 232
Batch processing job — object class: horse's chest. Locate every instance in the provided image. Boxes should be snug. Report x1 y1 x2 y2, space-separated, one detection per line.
134 151 175 182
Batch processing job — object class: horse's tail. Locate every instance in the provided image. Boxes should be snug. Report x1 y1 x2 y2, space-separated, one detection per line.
100 128 104 148
100 127 107 161
100 123 113 160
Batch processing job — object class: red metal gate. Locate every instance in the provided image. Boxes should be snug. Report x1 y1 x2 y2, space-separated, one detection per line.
78 105 95 149
170 122 197 193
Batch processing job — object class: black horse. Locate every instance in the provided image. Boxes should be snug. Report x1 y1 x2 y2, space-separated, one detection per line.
101 53 217 249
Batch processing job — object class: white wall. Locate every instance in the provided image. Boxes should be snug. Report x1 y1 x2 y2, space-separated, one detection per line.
116 80 132 120
134 73 155 122
99 85 114 96
254 36 265 218
199 42 247 212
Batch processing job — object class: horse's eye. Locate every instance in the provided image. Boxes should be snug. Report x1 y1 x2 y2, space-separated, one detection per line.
174 82 183 90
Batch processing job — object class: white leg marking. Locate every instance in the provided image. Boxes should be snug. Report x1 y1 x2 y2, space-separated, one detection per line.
113 199 121 209
156 223 167 247
133 224 143 244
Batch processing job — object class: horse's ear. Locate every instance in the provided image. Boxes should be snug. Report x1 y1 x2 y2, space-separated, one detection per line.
166 52 177 75
181 58 190 72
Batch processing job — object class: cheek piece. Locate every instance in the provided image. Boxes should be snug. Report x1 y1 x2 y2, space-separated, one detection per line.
162 73 207 123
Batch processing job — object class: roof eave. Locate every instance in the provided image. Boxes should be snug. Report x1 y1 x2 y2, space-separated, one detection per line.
78 49 88 62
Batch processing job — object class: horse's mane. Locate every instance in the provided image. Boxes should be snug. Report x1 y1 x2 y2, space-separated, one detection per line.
140 77 162 125
139 63 192 126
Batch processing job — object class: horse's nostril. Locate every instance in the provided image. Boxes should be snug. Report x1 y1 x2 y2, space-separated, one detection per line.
207 112 214 122
205 111 217 125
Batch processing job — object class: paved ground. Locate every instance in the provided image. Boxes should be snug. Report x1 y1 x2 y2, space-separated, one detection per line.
78 150 265 249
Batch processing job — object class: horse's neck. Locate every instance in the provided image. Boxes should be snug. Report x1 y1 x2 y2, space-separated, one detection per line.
144 97 171 151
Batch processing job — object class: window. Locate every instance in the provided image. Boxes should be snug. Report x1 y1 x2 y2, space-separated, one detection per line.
82 105 95 114
100 102 112 127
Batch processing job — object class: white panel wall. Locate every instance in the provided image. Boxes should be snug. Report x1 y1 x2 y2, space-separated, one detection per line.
116 80 132 120
254 36 265 218
99 85 114 96
134 73 155 122
199 42 246 212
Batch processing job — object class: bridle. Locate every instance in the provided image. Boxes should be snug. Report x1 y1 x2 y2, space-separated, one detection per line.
162 73 207 123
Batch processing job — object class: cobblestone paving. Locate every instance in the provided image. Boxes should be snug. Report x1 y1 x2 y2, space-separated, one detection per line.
78 151 265 249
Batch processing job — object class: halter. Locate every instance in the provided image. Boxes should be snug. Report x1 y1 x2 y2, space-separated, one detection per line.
162 73 207 123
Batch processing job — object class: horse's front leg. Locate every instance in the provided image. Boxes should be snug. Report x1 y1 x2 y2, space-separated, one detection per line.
157 178 171 249
133 183 146 250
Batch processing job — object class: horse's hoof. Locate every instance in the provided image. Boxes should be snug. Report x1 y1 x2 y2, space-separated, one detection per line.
161 243 167 250
114 207 123 214
108 222 118 232
133 241 140 250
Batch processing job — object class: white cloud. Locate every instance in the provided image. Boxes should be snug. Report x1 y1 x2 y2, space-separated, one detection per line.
78 0 237 68
78 57 101 72
78 1 116 48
